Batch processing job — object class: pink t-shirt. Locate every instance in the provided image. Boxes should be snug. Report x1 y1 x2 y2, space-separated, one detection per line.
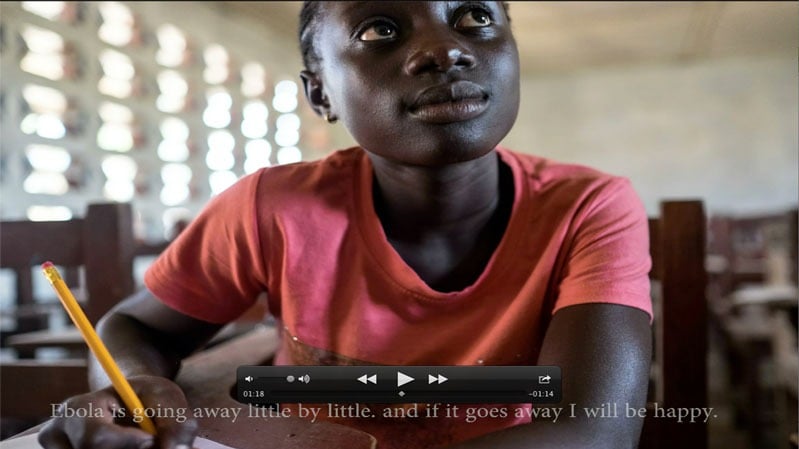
145 146 652 448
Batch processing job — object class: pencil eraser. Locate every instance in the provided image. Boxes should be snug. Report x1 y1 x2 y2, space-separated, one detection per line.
42 261 55 269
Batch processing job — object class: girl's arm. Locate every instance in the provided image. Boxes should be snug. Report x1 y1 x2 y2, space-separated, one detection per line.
91 288 224 388
446 302 651 449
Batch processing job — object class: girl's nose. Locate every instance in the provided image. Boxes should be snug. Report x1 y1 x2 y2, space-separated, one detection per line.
404 38 476 76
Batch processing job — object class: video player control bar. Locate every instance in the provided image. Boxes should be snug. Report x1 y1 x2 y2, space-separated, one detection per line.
237 366 561 404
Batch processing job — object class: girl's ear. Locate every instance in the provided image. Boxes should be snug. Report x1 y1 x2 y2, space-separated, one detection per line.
300 70 333 120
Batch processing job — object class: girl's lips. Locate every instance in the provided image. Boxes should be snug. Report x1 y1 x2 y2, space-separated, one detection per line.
409 97 489 124
409 80 489 124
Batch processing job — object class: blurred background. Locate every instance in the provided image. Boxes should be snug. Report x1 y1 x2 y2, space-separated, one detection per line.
0 2 796 448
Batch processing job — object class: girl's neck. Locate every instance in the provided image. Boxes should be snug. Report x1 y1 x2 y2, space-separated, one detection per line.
368 150 502 240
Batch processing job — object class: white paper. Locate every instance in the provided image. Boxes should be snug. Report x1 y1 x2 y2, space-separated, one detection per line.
0 433 236 449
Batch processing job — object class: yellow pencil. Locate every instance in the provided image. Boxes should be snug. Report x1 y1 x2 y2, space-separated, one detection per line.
41 261 157 435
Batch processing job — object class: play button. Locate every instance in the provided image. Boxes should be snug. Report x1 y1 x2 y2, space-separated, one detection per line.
397 371 414 387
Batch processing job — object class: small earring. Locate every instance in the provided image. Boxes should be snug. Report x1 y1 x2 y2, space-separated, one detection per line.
324 113 337 124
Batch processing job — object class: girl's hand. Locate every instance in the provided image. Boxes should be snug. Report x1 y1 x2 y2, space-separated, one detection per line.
38 375 198 449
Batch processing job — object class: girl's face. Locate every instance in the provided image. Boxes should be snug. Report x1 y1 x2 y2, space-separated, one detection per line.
307 1 520 166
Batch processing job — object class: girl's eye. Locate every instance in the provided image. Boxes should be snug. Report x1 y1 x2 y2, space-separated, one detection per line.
359 22 397 41
455 9 493 28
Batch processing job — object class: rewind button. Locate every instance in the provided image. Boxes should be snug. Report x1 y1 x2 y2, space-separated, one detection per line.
358 374 378 385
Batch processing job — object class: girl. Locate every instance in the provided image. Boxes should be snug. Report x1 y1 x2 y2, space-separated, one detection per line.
40 2 652 448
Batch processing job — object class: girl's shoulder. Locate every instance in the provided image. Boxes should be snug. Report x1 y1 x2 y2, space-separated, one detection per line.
497 146 627 191
242 147 366 212
250 146 364 186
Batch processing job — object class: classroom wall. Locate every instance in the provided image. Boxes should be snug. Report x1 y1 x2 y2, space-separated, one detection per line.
0 2 325 242
501 54 798 216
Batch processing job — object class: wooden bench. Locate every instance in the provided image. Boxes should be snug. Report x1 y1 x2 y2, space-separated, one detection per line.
0 203 137 436
0 203 136 331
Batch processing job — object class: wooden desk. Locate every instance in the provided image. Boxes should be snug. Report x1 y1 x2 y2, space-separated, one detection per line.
8 326 376 449
5 328 86 358
730 284 798 309
5 321 263 359
175 325 376 449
